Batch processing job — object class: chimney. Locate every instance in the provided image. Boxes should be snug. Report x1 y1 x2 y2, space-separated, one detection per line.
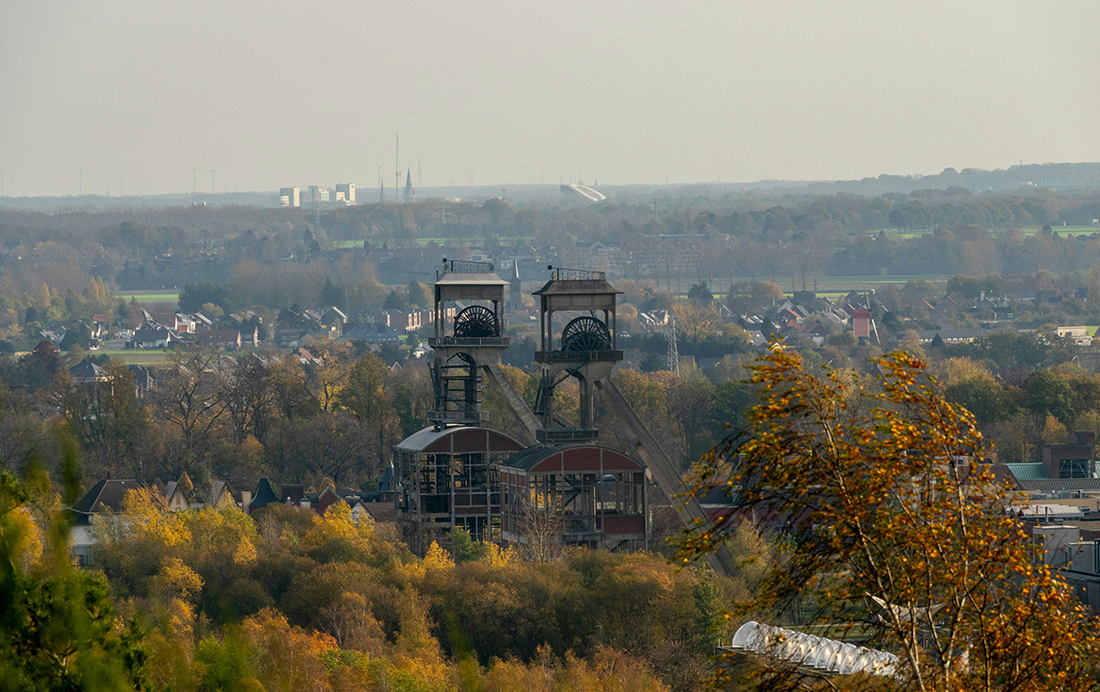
241 490 252 513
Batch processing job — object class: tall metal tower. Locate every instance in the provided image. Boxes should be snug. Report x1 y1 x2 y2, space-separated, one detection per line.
665 317 679 374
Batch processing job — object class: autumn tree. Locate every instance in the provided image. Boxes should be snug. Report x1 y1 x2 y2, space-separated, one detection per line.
52 360 148 478
670 301 717 342
146 347 228 476
1 454 149 691
222 354 273 444
265 412 376 484
680 347 1098 691
338 352 397 461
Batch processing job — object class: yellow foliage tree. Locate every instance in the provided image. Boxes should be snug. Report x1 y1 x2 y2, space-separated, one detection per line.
302 501 373 555
482 541 515 568
108 487 191 548
423 541 454 572
241 608 337 692
153 556 204 603
681 347 1098 690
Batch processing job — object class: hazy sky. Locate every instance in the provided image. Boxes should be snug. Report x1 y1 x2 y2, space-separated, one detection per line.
3 0 1099 197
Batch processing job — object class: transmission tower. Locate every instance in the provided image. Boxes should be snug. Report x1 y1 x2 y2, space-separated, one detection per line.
665 317 679 374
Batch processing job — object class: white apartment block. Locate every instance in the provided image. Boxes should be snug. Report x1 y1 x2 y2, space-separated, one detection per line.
279 187 300 208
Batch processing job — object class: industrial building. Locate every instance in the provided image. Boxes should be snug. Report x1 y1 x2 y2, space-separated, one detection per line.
392 261 734 575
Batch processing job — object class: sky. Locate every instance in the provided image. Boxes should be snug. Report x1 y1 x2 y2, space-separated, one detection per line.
2 0 1099 197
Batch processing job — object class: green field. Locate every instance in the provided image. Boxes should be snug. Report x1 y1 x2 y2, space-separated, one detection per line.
1017 225 1098 236
332 237 532 249
877 225 1099 239
94 350 172 365
117 291 179 305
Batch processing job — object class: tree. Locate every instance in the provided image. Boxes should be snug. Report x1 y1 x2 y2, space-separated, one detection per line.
670 302 716 342
639 352 666 373
222 355 273 444
266 412 376 483
146 348 228 476
1 458 149 691
680 347 1096 691
725 280 784 314
339 353 397 462
178 282 235 314
1025 369 1076 424
382 290 408 311
407 281 431 310
53 360 148 478
687 282 713 306
19 341 62 391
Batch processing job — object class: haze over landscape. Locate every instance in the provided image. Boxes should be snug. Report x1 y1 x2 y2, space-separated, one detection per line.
4 0 1100 197
8 4 1100 691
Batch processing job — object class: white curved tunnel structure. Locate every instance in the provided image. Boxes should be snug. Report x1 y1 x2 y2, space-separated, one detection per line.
725 620 900 678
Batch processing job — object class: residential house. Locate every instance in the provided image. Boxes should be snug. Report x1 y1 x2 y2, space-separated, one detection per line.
128 365 155 399
165 473 199 512
320 307 349 335
274 328 308 349
194 328 245 350
247 478 281 515
808 324 829 347
1056 326 1092 346
66 479 145 565
129 324 175 349
69 360 107 384
344 323 401 344
914 329 988 345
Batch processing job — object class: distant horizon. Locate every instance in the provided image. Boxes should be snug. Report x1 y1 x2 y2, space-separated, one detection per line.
2 160 1099 205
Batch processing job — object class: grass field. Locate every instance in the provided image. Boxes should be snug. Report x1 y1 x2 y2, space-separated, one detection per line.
332 237 532 249
117 291 179 305
95 350 172 365
877 225 1100 239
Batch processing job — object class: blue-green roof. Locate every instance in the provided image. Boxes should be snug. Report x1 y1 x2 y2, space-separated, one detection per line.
1004 463 1049 481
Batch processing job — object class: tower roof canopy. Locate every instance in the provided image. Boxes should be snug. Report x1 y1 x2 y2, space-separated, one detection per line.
434 272 509 287
497 444 642 473
395 426 524 454
533 269 622 297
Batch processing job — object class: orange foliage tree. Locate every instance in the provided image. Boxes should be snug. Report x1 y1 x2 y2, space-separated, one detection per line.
679 347 1098 691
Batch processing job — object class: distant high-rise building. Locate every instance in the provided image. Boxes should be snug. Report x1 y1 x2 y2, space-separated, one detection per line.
307 185 329 204
335 183 355 204
279 187 300 208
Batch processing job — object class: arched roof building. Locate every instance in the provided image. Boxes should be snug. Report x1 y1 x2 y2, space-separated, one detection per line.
496 445 646 553
394 426 524 554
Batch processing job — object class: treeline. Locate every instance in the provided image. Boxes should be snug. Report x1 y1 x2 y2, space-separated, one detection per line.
3 188 1100 302
931 340 1100 463
0 342 430 490
0 336 759 493
4 329 1092 499
2 468 757 691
